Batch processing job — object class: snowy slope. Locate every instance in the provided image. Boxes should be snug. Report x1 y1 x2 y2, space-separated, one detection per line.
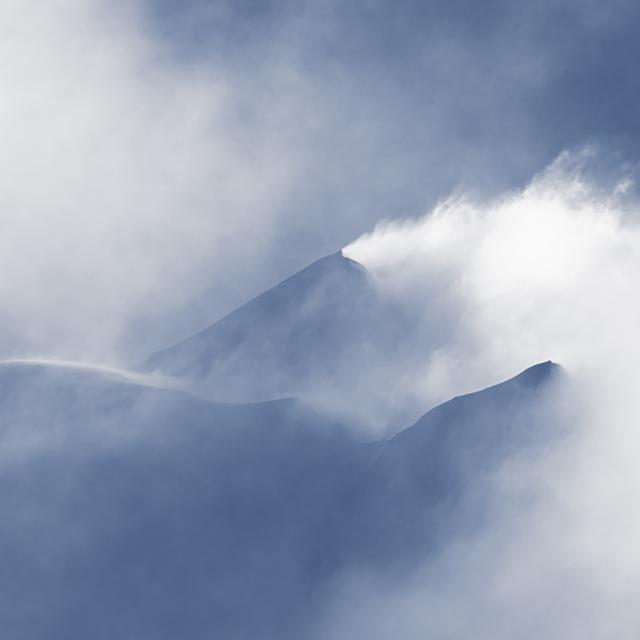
139 251 383 403
0 361 372 639
334 361 563 570
0 359 563 639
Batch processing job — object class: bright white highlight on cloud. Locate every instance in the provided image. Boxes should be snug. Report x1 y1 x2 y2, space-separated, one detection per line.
335 152 640 638
345 150 640 402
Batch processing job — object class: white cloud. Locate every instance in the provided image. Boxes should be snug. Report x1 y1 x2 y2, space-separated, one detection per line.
0 0 302 362
334 150 640 638
345 149 640 404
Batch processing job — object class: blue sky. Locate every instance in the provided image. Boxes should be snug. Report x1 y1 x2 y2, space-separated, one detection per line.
148 0 640 164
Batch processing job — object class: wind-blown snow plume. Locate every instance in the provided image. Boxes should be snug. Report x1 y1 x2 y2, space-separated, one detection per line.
345 149 640 402
331 150 640 638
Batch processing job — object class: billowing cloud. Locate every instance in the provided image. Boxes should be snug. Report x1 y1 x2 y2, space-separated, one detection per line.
0 0 307 362
345 148 640 403
324 150 640 637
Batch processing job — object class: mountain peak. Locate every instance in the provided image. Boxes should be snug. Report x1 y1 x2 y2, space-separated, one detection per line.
508 360 561 388
278 250 367 285
139 251 375 395
387 360 562 449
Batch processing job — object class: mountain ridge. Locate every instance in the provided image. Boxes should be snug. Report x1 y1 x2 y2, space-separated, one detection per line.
140 250 367 373
0 357 563 638
137 250 382 407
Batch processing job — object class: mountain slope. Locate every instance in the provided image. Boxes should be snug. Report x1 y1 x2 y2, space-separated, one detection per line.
139 251 382 403
0 360 564 638
0 361 373 640
334 361 563 570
